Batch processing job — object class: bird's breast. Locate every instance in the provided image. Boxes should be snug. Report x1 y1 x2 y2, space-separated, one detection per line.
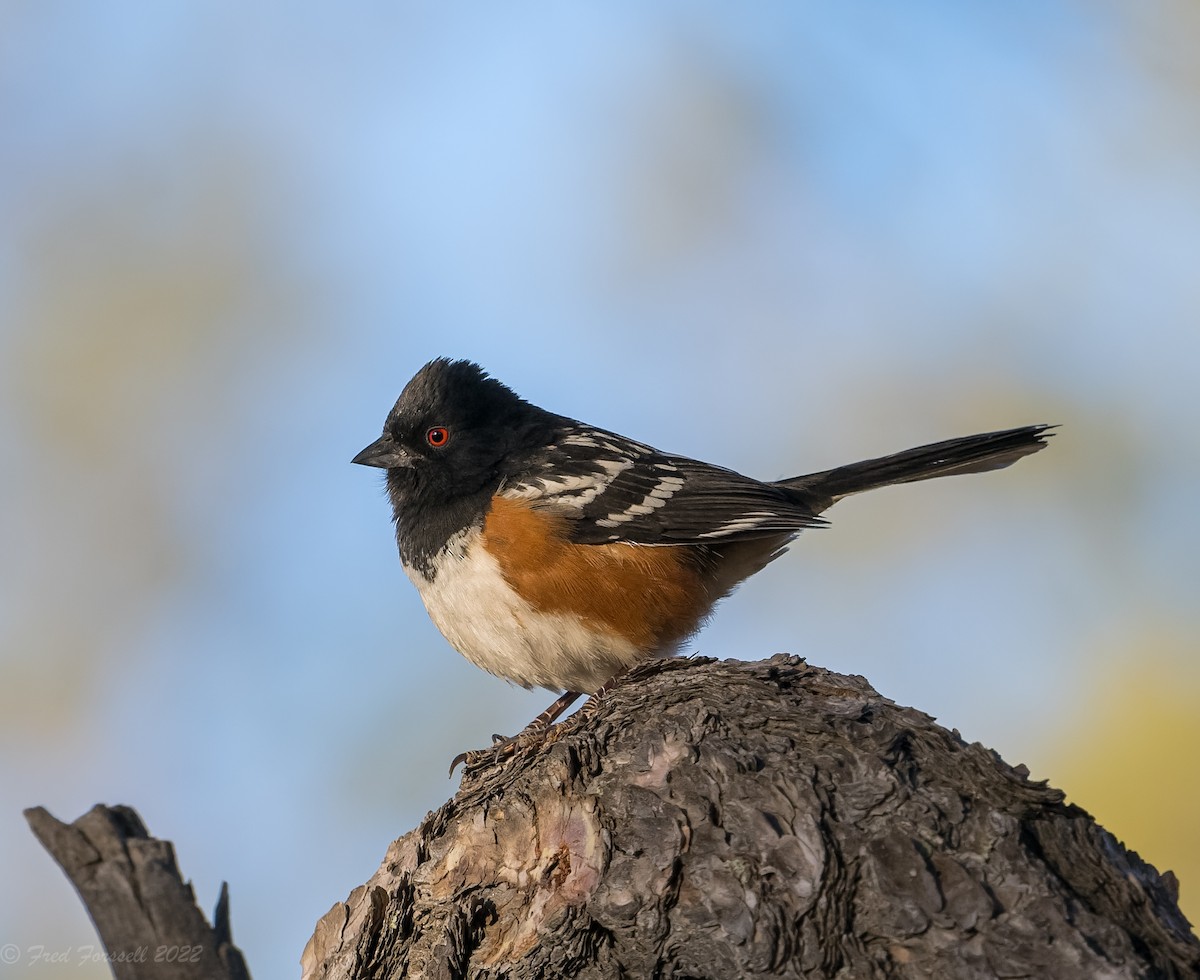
401 498 719 693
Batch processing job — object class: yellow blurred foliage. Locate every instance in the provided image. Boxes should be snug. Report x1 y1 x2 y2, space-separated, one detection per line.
1048 635 1200 926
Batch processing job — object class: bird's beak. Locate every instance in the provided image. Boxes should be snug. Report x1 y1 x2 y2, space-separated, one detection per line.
352 435 412 469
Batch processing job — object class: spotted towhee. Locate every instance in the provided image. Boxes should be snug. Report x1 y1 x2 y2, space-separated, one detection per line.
354 358 1052 765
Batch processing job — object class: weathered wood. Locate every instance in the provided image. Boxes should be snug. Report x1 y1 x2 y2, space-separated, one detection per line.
302 655 1199 980
25 804 251 980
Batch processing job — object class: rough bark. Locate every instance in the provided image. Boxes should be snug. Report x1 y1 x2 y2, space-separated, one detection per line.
302 655 1199 980
24 804 251 980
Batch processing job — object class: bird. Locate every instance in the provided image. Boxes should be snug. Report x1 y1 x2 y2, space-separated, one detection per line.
353 357 1052 770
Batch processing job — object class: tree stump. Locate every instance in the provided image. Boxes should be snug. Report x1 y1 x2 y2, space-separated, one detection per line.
25 804 251 980
301 655 1199 980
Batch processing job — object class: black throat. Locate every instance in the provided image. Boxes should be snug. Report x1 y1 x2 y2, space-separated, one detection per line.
386 470 495 579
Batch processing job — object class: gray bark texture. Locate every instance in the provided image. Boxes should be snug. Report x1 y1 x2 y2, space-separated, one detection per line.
302 655 1199 980
25 804 251 980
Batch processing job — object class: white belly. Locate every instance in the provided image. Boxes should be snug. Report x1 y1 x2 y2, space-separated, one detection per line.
404 527 642 693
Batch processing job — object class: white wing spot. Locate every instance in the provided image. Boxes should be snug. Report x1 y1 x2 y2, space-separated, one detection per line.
649 476 685 499
696 511 778 538
502 458 633 510
600 475 684 525
598 458 631 478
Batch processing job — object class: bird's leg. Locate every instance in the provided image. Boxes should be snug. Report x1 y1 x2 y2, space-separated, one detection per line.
449 664 645 776
578 668 630 720
512 688 585 738
450 690 583 776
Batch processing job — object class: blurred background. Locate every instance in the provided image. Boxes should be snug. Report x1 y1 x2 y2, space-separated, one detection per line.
2 2 1198 977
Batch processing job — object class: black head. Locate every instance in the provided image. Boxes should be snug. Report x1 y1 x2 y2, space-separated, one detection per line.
353 358 558 508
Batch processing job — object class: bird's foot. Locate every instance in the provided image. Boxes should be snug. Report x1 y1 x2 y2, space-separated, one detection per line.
448 728 548 776
447 672 634 777
449 689 584 777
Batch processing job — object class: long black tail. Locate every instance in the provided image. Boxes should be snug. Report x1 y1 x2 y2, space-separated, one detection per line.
779 424 1054 515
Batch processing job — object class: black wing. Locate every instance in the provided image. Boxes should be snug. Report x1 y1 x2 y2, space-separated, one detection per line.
500 426 825 546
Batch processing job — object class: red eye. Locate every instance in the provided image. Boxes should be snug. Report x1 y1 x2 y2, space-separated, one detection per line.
425 426 450 448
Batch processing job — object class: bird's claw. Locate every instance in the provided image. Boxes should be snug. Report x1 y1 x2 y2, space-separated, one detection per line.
448 734 522 777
